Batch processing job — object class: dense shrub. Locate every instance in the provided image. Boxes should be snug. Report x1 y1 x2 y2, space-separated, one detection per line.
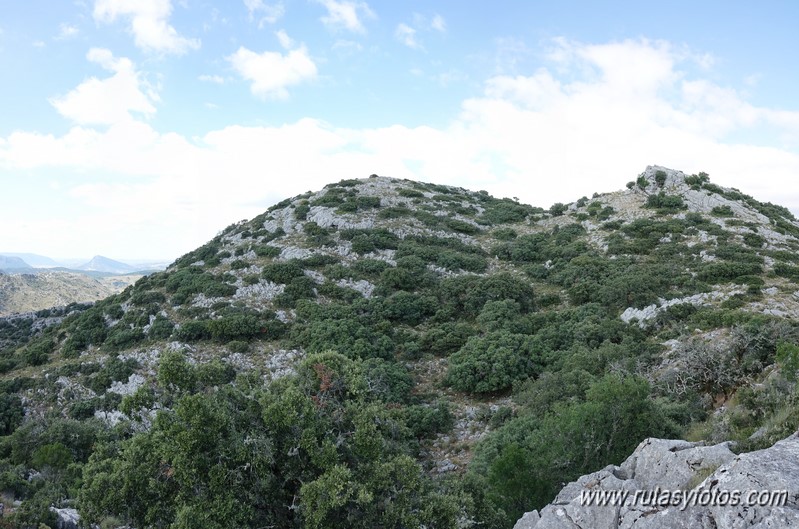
104 327 145 351
644 192 686 212
697 262 762 283
148 316 175 339
711 205 734 217
447 332 542 393
352 259 389 277
420 322 476 356
437 273 536 318
165 268 237 303
175 320 211 342
261 262 306 284
208 314 266 341
0 394 24 435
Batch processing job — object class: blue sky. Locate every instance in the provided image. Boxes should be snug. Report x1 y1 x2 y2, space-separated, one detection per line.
1 1 799 261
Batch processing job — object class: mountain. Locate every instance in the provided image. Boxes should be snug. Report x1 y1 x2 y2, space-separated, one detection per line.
0 271 141 317
0 252 60 268
3 166 799 528
0 255 32 271
77 255 138 274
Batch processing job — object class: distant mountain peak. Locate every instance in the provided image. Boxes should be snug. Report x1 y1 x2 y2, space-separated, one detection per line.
0 255 32 271
78 255 136 274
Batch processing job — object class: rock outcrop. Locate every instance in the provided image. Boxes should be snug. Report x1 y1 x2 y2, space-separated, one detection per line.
515 433 799 529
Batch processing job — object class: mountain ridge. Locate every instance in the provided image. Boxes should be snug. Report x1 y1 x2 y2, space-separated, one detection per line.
3 166 799 528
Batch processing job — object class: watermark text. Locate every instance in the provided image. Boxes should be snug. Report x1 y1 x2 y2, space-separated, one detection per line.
580 487 789 511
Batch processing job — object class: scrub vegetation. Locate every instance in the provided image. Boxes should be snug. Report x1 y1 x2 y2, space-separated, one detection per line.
2 167 799 528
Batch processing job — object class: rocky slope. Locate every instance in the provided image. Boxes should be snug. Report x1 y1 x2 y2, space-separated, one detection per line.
514 433 799 529
3 166 799 528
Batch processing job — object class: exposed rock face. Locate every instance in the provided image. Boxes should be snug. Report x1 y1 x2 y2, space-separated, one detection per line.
49 507 80 529
515 434 799 529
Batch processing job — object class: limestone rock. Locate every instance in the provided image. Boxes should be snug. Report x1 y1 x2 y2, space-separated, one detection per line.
513 510 541 529
515 435 759 529
49 507 80 529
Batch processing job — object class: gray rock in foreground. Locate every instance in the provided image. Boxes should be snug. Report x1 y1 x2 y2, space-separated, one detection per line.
516 433 799 529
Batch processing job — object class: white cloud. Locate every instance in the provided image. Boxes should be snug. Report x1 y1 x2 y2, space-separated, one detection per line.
199 74 225 84
57 23 79 39
227 43 317 99
332 39 363 54
316 0 374 33
275 29 294 49
396 13 445 50
431 14 446 32
49 48 158 125
3 38 799 260
243 0 284 27
93 0 200 55
395 23 420 50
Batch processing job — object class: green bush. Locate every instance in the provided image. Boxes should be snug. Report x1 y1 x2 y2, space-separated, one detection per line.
445 218 480 234
352 259 389 277
378 292 437 326
105 327 145 351
208 314 266 341
697 262 763 283
20 337 55 366
175 320 211 342
685 172 710 187
420 322 476 356
157 351 196 392
148 316 175 340
255 245 282 258
131 290 166 306
165 268 237 303
644 192 685 212
261 262 306 284
437 273 536 318
446 332 541 393
0 394 24 435
711 205 734 217
493 227 517 240
294 202 310 220
402 401 454 438
743 232 765 248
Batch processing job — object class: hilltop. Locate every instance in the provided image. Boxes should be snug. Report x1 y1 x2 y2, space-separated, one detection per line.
2 166 799 528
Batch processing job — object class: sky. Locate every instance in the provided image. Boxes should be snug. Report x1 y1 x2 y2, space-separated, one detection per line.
1 1 799 262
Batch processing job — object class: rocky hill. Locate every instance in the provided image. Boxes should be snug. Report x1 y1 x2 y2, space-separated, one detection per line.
2 166 799 528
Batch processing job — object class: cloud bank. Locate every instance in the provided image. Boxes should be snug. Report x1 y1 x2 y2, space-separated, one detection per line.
2 38 799 259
